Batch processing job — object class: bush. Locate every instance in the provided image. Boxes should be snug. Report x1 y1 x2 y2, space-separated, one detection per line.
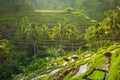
0 51 32 80
64 7 74 13
36 46 50 58
13 58 50 80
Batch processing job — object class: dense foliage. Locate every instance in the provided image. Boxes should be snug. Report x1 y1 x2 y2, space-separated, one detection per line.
1 0 120 20
29 0 120 20
84 7 120 49
0 0 34 13
0 0 120 80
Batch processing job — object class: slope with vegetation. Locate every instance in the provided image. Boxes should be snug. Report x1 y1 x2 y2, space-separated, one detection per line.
13 43 120 80
0 0 120 80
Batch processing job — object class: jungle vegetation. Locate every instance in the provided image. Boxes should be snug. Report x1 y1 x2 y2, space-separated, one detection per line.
0 0 120 80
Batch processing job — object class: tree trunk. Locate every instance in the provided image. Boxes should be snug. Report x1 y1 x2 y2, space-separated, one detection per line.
33 43 36 59
72 37 74 51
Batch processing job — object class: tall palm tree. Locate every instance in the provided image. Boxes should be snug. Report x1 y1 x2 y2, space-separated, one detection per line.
39 25 49 45
58 22 67 46
26 22 41 59
101 8 120 42
49 22 66 49
65 25 81 51
49 26 60 49
16 17 41 59
16 17 31 42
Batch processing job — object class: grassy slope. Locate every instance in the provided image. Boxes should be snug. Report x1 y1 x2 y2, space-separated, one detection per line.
0 11 93 26
13 43 120 80
1 10 119 80
0 10 94 49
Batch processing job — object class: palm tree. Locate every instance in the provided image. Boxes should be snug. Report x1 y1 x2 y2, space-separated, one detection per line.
16 17 31 41
65 25 81 51
39 25 49 45
49 22 66 49
26 22 41 59
49 26 60 49
101 8 120 42
16 17 41 59
58 22 67 46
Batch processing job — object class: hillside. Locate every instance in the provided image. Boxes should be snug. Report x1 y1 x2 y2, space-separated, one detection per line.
0 11 95 51
0 0 34 13
0 0 120 80
13 43 120 80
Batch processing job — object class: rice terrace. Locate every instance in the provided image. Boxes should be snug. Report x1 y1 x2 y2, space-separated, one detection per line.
0 0 120 80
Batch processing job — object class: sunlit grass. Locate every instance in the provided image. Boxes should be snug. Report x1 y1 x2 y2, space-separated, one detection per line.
35 10 65 13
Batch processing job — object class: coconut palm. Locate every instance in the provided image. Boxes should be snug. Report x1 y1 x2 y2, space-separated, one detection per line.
49 22 67 49
15 17 31 42
16 17 41 59
101 8 120 41
49 25 60 48
26 22 41 59
65 25 81 51
39 25 49 45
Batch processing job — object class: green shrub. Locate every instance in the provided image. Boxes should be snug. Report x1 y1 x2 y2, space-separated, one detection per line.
0 50 32 80
64 7 74 14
